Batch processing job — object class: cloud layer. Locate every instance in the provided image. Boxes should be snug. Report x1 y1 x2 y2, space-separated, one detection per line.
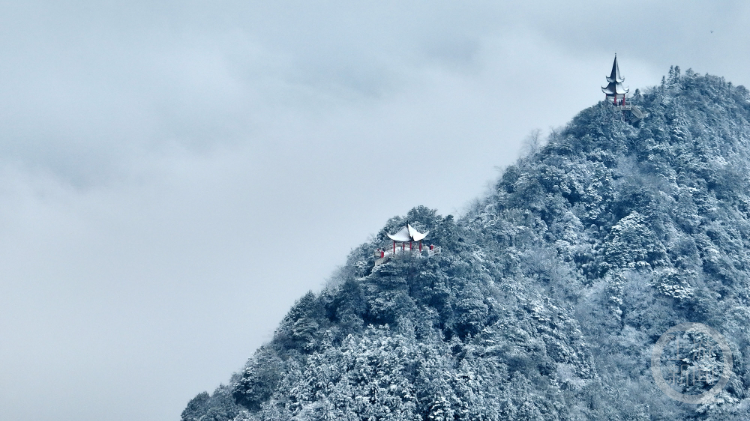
0 2 748 420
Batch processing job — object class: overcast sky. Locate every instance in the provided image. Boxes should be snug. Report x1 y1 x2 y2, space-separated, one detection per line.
1 2 749 420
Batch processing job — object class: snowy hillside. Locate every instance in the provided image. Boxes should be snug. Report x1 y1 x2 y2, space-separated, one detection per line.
182 68 750 420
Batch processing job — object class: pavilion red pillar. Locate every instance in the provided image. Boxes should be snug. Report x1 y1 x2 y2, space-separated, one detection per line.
409 241 412 251
419 241 422 252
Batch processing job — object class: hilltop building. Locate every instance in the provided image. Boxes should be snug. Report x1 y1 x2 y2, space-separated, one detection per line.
602 54 629 105
373 222 438 265
387 222 428 253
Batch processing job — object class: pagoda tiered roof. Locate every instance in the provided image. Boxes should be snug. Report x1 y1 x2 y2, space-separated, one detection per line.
602 55 629 97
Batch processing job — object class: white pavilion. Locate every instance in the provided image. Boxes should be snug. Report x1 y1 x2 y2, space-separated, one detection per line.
387 223 428 254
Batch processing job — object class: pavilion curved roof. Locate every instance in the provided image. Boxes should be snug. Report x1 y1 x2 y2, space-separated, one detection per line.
602 55 629 96
606 55 625 83
387 223 428 242
602 83 629 95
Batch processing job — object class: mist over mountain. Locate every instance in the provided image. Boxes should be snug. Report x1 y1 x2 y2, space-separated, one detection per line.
182 68 750 420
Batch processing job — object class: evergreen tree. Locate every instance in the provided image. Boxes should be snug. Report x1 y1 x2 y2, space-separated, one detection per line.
183 70 750 420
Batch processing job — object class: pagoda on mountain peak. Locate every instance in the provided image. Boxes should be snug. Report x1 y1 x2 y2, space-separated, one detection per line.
602 54 629 106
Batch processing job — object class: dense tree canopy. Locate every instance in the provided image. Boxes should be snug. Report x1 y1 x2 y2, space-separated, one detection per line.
183 70 750 420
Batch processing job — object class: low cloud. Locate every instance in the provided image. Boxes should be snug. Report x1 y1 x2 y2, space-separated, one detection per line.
0 2 748 420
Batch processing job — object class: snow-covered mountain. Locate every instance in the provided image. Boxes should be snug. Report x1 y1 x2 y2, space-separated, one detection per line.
182 68 750 420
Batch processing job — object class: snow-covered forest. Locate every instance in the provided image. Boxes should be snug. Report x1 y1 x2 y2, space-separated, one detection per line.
183 68 750 420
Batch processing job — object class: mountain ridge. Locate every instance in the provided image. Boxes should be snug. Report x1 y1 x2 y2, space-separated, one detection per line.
182 67 750 420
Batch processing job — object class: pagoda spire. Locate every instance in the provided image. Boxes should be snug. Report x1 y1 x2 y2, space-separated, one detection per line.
602 54 629 105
